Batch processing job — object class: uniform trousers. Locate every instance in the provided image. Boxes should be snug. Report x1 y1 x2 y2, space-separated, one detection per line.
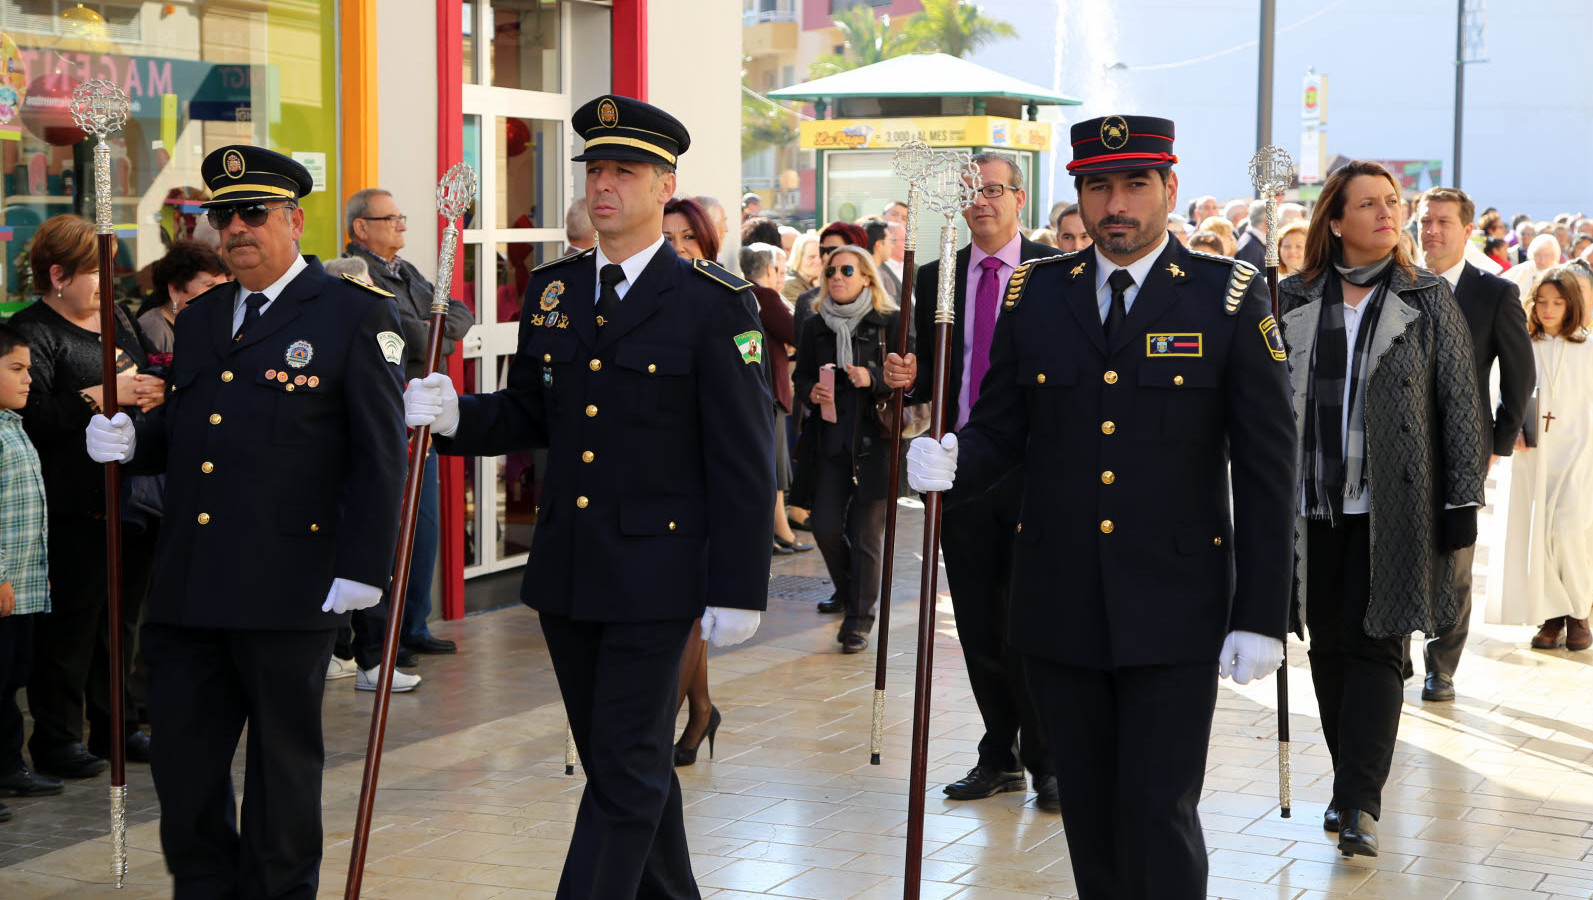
1422 543 1474 678
0 614 36 775
1306 514 1404 820
940 473 1049 779
1023 656 1217 900
810 454 887 637
28 518 153 759
539 612 700 900
142 624 337 900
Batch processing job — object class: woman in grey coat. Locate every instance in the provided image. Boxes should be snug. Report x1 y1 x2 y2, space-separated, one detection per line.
1277 161 1485 859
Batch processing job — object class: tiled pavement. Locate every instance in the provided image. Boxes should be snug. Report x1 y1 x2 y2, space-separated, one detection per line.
3 468 1593 899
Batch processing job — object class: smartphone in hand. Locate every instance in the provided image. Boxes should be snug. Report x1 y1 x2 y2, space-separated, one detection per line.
819 364 837 423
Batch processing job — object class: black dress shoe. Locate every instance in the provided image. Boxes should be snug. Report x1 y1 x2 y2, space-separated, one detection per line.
840 632 869 654
817 595 844 614
1422 672 1456 702
32 744 106 780
396 647 421 668
1322 806 1340 833
0 800 12 822
943 765 1026 801
1337 808 1378 857
788 516 811 532
89 730 151 764
403 636 457 655
0 767 62 797
1034 775 1060 811
774 535 814 553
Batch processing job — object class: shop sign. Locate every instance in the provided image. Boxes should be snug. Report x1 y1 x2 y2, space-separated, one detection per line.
801 116 1050 152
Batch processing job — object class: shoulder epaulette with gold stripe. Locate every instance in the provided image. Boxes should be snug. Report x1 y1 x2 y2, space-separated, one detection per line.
339 272 394 297
531 246 594 274
1223 259 1259 316
692 257 752 291
1002 252 1074 312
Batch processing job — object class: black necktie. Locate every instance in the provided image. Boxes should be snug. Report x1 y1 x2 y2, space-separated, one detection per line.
1105 269 1134 342
596 264 625 327
236 292 269 340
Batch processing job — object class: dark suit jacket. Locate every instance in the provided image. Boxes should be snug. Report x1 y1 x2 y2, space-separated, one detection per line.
1451 262 1535 456
948 239 1297 669
1234 230 1266 270
133 257 408 630
436 244 776 621
909 234 1062 429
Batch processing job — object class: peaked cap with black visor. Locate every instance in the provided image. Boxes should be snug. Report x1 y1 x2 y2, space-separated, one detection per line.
570 95 690 168
200 145 314 207
1066 115 1178 176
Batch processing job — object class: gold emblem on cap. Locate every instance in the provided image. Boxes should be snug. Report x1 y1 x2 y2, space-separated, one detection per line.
222 148 246 179
1099 115 1130 151
597 98 619 128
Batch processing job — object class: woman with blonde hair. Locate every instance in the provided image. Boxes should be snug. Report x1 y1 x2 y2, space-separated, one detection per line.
1276 218 1310 278
783 232 823 304
791 246 906 653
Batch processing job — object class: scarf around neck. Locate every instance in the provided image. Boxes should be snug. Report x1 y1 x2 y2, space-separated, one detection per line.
819 287 873 371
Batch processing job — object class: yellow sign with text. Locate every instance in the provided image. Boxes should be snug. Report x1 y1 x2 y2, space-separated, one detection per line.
800 116 1051 152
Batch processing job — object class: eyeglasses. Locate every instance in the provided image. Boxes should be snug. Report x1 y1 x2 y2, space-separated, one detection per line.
206 203 297 230
359 214 408 226
819 245 841 257
976 184 1022 200
824 265 856 278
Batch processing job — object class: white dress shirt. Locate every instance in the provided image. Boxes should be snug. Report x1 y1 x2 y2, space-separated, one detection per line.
594 235 667 304
1093 230 1170 323
232 254 308 334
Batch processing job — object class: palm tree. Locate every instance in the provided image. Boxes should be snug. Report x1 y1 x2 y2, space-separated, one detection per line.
807 6 920 79
908 0 1016 59
741 86 798 159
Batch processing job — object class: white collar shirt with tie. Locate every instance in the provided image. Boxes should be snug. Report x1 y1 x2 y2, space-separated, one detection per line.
1092 230 1170 322
231 254 308 335
593 235 667 304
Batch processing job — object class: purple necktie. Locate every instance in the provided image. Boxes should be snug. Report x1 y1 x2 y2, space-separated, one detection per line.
968 256 1004 411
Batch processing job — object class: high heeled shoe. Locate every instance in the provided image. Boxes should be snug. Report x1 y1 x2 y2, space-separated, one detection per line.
673 706 721 767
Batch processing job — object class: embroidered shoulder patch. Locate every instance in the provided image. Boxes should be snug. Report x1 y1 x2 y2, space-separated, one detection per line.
1223 261 1258 316
1259 315 1286 361
376 331 405 365
1003 252 1071 311
733 330 763 365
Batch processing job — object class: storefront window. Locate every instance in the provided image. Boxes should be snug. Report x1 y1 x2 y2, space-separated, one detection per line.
0 1 339 312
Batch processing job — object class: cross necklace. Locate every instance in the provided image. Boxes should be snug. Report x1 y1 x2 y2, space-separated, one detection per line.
1538 335 1569 433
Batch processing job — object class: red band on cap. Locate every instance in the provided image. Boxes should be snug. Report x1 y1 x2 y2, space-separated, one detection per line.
1067 152 1179 172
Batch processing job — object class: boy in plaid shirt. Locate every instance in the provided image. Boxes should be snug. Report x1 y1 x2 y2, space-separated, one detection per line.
0 324 61 821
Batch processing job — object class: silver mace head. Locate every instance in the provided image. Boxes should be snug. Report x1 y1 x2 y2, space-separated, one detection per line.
1248 145 1297 198
920 149 982 220
891 140 936 188
69 79 130 139
436 162 478 222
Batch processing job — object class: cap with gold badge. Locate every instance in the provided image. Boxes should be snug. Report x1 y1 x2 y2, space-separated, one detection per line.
570 95 690 168
200 145 314 207
1066 115 1178 176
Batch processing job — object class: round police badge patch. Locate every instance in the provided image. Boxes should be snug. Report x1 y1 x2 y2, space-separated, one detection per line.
284 339 314 369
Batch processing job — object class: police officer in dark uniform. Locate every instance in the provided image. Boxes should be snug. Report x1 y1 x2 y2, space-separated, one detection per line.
404 95 775 899
86 146 407 900
891 117 1297 899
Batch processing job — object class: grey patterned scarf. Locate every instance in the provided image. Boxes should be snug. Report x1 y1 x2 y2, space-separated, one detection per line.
818 287 873 370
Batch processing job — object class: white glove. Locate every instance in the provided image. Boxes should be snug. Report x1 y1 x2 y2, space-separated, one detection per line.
404 372 460 436
700 606 760 648
321 578 384 614
1219 630 1285 685
906 433 958 493
85 412 135 463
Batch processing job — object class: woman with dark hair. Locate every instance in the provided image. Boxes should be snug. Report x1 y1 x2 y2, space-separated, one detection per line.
1492 266 1593 651
792 246 905 652
663 197 719 263
1277 161 1484 857
9 215 165 777
140 240 232 355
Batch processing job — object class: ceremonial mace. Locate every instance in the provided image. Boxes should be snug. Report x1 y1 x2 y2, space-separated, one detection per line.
902 150 981 899
1248 145 1297 819
71 79 131 888
344 162 477 900
869 141 933 765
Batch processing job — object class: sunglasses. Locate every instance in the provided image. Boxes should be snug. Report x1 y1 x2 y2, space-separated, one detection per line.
819 245 841 257
824 265 856 279
206 203 297 230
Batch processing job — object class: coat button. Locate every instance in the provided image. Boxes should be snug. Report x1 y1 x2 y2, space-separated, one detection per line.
1401 421 1411 432
221 371 233 382
209 413 222 425
311 524 320 532
576 496 589 509
648 363 658 374
1403 377 1412 386
668 522 677 531
1036 373 1046 384
285 383 295 392
1101 420 1116 435
1103 370 1118 384
1101 470 1115 484
1173 375 1185 386
582 451 595 463
1100 519 1114 534
586 404 598 417
201 462 214 474
589 359 602 371
544 353 552 363
1213 536 1223 547
197 512 211 524
1016 523 1023 533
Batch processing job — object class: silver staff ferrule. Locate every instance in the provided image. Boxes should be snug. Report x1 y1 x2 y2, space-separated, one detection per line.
870 689 886 755
934 220 958 325
94 142 113 235
110 783 128 885
903 183 919 252
432 223 458 317
1264 202 1281 268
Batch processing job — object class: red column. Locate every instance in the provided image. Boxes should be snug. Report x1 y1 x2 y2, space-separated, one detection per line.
611 0 647 99
437 0 466 620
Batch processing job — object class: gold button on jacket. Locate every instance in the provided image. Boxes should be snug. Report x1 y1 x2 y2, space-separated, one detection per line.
1099 520 1114 534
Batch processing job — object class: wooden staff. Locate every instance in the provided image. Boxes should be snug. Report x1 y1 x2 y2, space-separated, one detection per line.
71 79 131 888
344 163 477 900
902 153 980 898
1249 145 1297 818
869 141 932 765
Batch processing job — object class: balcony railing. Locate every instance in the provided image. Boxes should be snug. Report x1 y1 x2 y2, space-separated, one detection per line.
743 0 798 26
